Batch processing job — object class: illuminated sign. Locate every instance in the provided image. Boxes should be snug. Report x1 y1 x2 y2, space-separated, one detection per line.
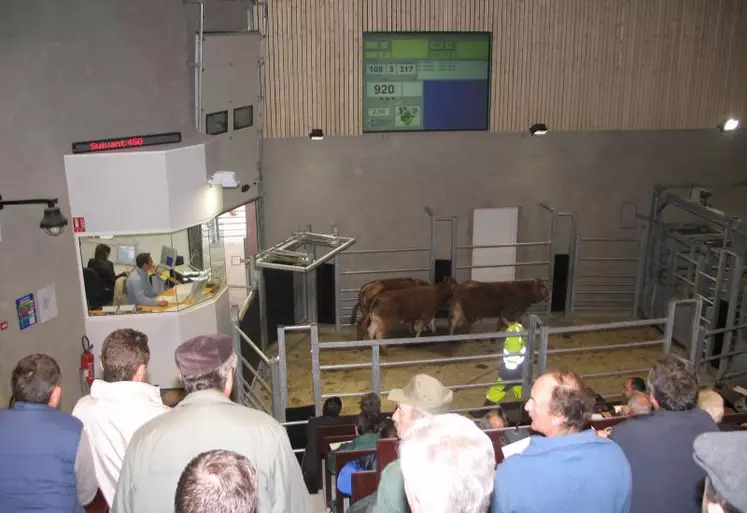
71 132 182 154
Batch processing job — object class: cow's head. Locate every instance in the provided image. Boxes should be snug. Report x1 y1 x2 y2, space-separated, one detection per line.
532 278 550 301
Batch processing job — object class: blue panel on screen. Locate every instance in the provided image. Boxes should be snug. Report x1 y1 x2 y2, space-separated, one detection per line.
422 80 489 131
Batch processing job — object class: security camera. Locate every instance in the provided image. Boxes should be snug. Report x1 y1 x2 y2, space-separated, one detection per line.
207 171 240 189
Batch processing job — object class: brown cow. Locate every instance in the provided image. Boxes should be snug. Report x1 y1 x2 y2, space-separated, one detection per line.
350 278 428 338
366 279 456 340
449 278 549 334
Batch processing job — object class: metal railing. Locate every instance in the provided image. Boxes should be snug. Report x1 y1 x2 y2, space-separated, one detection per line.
310 298 698 417
231 291 285 421
572 235 644 314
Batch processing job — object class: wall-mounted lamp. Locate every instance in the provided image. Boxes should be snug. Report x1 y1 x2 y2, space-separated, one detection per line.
309 128 324 140
719 118 740 132
529 123 549 135
0 195 69 236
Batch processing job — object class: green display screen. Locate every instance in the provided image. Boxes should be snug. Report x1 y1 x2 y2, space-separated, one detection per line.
363 32 491 133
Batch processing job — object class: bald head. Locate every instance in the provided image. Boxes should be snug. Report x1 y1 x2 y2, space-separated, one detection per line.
627 391 652 415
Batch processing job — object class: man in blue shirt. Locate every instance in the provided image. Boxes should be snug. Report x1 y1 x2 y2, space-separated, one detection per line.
126 253 168 307
491 371 632 513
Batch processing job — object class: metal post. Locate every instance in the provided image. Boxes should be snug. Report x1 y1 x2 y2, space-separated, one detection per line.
311 323 322 416
709 250 726 328
231 313 245 406
276 327 288 421
428 211 437 284
371 344 381 395
689 298 704 363
547 212 557 317
334 255 341 332
632 223 647 318
258 268 268 351
522 316 538 400
641 188 661 318
719 253 743 379
692 325 706 371
538 325 550 376
662 300 677 355
566 219 579 315
450 217 458 280
270 358 284 421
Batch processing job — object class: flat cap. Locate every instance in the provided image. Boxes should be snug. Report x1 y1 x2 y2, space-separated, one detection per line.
693 431 747 512
175 334 234 377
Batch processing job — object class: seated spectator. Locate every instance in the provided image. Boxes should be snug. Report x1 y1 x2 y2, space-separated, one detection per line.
0 354 98 512
478 407 530 445
175 449 259 513
491 371 631 513
401 414 495 513
328 411 381 474
693 431 747 513
698 387 725 424
336 418 398 499
627 390 653 415
360 392 382 416
302 396 346 493
347 374 453 513
72 329 170 506
622 376 647 399
610 355 718 513
111 334 309 513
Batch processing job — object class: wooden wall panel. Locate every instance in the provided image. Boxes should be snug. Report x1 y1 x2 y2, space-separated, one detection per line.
262 0 747 137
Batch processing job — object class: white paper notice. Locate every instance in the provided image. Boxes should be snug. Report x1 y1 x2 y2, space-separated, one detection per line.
501 436 531 459
36 284 59 323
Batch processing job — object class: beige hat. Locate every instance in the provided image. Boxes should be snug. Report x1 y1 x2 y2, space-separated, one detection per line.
388 374 453 414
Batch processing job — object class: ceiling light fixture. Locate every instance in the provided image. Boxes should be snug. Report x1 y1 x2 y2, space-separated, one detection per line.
0 195 69 236
529 123 549 135
719 118 740 132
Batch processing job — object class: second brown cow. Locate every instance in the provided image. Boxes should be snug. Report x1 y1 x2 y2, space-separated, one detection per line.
449 278 549 334
366 279 456 340
350 277 428 338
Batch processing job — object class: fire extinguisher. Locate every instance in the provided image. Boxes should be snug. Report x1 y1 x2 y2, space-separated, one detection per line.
81 335 95 393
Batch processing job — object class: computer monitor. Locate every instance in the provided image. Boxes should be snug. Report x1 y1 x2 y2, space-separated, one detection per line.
160 245 177 268
116 244 137 266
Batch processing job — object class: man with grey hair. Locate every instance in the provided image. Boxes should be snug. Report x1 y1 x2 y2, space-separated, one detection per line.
627 391 653 416
348 374 453 513
112 334 309 513
611 355 717 513
693 431 747 513
400 413 495 513
175 449 259 513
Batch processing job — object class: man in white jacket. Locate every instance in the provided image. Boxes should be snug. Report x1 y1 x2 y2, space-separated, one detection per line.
72 328 170 506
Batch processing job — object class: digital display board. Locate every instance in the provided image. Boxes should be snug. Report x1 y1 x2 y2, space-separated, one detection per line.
363 32 491 133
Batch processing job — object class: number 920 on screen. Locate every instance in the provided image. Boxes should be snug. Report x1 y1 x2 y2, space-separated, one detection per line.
367 82 401 98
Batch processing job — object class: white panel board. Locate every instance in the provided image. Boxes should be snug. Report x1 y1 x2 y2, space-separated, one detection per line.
471 207 518 282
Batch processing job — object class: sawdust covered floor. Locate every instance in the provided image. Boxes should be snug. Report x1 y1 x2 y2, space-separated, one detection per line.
259 314 685 415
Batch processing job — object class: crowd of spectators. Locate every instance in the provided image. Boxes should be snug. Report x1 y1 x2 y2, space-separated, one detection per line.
1 328 746 513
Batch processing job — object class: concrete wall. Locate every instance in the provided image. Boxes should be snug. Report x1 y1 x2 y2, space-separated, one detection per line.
0 0 195 410
262 130 747 287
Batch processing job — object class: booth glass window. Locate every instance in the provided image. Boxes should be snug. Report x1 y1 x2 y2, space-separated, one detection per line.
79 221 226 316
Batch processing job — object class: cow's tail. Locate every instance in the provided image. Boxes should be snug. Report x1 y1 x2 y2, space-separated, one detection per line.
350 300 361 325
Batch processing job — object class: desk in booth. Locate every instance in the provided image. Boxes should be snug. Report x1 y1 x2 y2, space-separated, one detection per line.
84 283 232 389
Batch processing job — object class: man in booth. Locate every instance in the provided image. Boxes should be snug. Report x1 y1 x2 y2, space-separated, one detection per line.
126 252 169 307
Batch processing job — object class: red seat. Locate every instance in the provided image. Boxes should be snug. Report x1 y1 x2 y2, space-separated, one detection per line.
351 470 378 505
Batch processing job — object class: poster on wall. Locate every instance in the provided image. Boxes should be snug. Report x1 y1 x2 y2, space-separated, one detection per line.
16 293 37 331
